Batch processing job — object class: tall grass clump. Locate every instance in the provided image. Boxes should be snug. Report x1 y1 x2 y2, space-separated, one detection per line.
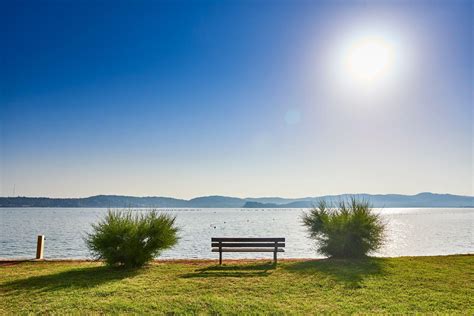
302 198 385 258
85 209 179 268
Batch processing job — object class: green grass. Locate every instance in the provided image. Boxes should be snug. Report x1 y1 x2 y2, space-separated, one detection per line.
1 255 473 314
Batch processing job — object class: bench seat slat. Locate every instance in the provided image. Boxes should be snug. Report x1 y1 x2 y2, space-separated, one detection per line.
212 248 285 253
212 237 285 242
211 242 285 248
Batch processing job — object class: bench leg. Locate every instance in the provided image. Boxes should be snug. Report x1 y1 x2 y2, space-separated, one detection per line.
219 250 222 265
273 242 278 264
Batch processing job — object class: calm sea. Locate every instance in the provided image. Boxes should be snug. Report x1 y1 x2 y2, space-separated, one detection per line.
0 208 473 259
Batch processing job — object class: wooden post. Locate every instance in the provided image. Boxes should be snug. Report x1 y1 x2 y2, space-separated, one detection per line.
36 235 45 260
219 241 222 265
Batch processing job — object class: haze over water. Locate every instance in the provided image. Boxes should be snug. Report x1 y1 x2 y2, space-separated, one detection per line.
1 208 472 259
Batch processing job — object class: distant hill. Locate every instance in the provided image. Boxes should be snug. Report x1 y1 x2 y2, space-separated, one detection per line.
243 193 474 208
0 193 472 208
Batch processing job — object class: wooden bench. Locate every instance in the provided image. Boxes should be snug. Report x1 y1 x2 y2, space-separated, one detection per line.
211 237 285 264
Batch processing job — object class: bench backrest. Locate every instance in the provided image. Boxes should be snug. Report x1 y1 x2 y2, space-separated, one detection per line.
211 237 285 248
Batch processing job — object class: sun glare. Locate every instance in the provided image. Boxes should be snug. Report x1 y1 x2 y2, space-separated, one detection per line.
328 28 404 99
344 36 395 84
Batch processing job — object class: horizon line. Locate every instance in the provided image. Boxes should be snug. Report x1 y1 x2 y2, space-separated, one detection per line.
2 191 473 200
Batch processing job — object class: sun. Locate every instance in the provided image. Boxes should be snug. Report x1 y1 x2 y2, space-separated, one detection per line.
345 36 395 84
342 35 396 86
314 24 408 104
326 27 405 100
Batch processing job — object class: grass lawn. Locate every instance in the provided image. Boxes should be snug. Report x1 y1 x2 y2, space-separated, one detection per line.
1 255 473 314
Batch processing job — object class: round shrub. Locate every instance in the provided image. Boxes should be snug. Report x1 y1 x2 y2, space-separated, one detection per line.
302 199 385 258
85 209 179 268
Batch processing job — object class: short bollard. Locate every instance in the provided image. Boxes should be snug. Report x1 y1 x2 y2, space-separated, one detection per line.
36 235 45 260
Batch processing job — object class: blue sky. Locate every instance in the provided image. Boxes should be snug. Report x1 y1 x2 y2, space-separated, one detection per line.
1 0 472 198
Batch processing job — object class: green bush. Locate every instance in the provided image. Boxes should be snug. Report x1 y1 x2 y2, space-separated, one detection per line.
302 198 385 258
85 210 179 268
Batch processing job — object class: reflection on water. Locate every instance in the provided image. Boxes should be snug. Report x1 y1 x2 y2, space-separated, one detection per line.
1 208 473 259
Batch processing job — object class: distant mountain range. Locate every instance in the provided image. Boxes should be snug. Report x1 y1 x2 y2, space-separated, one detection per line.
0 193 473 208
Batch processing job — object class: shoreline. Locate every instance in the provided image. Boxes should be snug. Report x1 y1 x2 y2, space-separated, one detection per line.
1 253 472 264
